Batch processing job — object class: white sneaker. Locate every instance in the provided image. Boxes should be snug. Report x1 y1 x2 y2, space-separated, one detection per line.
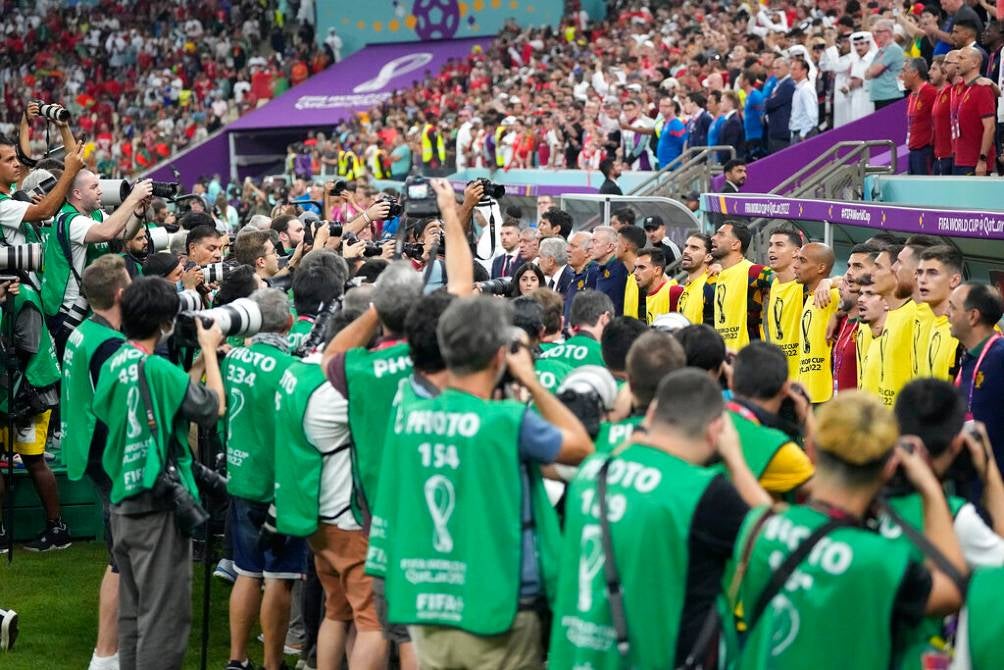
88 650 119 670
0 608 18 651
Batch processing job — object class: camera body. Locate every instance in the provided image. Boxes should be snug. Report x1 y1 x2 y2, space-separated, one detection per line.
329 180 349 197
151 459 228 537
403 175 440 219
343 232 383 257
11 176 57 203
376 193 404 218
470 177 505 206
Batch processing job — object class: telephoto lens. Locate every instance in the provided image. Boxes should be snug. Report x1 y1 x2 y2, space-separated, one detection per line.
201 262 230 284
0 244 44 273
33 100 71 124
175 297 264 346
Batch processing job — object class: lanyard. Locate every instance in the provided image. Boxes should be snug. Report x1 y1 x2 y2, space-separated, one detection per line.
955 333 1001 415
726 400 759 424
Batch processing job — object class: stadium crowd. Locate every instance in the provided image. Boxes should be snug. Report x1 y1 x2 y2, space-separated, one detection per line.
1 0 331 178
286 0 1004 182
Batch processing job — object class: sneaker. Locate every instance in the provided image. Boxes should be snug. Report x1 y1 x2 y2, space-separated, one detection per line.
22 521 71 552
0 609 18 651
88 651 120 670
225 660 256 670
256 633 301 656
214 558 237 584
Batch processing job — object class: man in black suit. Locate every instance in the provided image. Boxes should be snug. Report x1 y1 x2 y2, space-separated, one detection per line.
984 20 1004 169
718 91 746 162
598 158 623 195
764 57 795 154
721 159 748 194
538 237 574 295
490 217 523 279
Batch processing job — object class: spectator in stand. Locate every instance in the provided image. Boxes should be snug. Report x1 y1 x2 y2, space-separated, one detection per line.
740 70 766 159
930 56 956 175
765 57 795 154
790 58 820 142
902 58 937 175
953 46 998 175
924 0 984 56
717 91 745 161
682 92 713 149
866 20 906 109
656 99 687 169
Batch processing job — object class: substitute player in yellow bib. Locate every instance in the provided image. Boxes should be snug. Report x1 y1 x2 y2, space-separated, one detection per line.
916 246 963 379
794 243 839 403
857 275 888 402
671 233 713 325
764 226 804 379
708 221 772 351
873 246 917 406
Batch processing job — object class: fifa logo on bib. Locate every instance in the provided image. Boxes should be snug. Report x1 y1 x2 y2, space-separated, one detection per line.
126 386 143 439
773 298 785 340
577 525 604 612
801 311 813 354
424 475 456 553
716 285 727 324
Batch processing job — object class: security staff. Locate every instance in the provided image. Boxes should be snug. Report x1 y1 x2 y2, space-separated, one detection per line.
93 277 225 670
381 297 592 668
549 369 770 668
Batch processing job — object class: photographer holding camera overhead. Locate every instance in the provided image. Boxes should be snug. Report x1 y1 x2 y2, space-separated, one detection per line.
40 169 153 357
0 103 85 248
92 276 226 670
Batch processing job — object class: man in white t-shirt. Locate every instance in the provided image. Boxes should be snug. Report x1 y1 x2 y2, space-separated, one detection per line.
41 171 151 352
0 133 85 247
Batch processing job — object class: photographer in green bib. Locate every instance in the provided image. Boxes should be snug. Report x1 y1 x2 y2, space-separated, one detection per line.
92 276 226 670
59 254 131 670
880 379 1004 669
728 342 816 497
511 296 573 395
731 392 967 670
540 289 612 369
594 330 687 453
41 171 153 357
379 295 592 669
549 368 771 669
221 288 304 670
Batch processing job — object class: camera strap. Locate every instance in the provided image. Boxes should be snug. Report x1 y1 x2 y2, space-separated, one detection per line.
135 358 158 433
747 516 851 630
876 499 969 597
595 454 629 657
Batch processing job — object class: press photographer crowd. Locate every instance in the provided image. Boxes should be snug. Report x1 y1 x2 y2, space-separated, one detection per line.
3 82 1004 670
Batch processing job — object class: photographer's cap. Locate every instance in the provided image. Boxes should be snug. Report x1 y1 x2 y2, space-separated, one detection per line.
814 391 898 466
558 365 619 412
642 215 664 230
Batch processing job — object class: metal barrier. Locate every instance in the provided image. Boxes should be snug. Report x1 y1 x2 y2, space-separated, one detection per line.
628 146 737 200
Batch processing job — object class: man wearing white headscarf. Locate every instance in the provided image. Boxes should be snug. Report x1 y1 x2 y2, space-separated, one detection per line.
849 32 878 122
820 31 856 127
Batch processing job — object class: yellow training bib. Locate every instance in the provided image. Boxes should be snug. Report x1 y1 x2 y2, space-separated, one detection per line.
855 322 874 389
797 288 839 403
912 302 934 377
861 329 886 403
926 314 960 381
714 260 753 350
677 272 708 326
878 300 918 406
766 279 804 380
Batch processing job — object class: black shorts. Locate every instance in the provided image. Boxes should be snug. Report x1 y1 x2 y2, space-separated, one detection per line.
86 462 118 574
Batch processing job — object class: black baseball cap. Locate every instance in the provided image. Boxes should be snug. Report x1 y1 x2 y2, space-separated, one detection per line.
642 215 665 230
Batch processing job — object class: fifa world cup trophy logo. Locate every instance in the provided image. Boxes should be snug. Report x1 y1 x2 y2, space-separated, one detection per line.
716 285 727 324
577 525 605 612
801 311 813 354
773 297 785 341
424 475 456 553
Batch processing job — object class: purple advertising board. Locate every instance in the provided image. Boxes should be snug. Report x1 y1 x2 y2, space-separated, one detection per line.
229 37 491 131
703 193 1004 240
